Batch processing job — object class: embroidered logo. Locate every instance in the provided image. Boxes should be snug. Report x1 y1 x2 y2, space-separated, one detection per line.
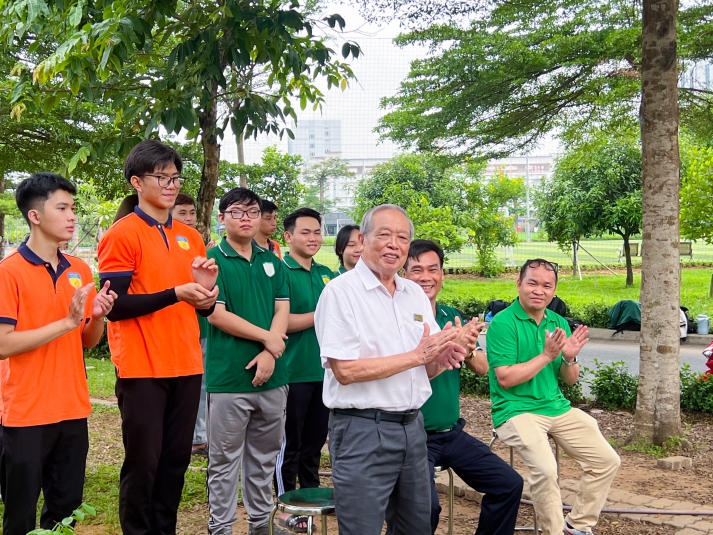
263 263 275 277
176 236 190 250
322 275 331 285
413 314 424 322
68 272 83 289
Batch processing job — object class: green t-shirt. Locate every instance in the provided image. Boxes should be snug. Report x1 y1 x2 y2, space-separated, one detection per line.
486 298 572 428
420 303 462 431
281 254 335 383
205 239 289 393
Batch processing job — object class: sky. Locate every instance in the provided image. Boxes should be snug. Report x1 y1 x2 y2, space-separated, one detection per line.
220 5 427 164
219 4 561 165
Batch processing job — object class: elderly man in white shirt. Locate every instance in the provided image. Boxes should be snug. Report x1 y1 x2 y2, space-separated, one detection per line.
315 204 468 535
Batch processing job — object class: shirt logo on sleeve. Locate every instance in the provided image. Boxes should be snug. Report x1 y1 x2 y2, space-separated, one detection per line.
68 272 83 289
413 314 424 322
263 263 276 277
176 236 190 250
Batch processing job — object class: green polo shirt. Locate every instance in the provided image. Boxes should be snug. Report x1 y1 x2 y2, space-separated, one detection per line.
486 298 571 428
420 303 462 431
282 253 335 383
206 239 290 393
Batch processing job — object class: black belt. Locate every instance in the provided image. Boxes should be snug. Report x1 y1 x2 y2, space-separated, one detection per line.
332 408 420 424
426 426 456 435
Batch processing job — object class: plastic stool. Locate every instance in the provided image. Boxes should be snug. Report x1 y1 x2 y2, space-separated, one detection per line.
434 465 454 535
268 487 335 535
489 430 560 533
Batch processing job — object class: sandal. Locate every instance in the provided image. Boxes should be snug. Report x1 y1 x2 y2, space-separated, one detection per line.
278 514 309 533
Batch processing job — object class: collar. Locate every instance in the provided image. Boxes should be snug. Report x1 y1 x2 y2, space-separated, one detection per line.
337 264 348 274
17 241 71 279
511 297 555 325
217 237 264 259
354 258 405 294
282 252 312 271
134 205 173 228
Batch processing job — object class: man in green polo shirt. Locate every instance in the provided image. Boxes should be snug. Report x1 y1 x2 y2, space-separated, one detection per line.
402 240 522 535
205 187 290 535
274 208 334 518
487 259 620 535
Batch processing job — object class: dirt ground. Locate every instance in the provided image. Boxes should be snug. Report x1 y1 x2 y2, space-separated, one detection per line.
83 397 713 534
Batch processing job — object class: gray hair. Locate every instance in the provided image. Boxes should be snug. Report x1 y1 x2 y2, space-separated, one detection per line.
360 204 414 239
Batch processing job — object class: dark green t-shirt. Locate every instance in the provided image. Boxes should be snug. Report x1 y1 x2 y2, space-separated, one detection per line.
486 298 571 428
282 253 335 383
205 239 289 393
420 303 462 431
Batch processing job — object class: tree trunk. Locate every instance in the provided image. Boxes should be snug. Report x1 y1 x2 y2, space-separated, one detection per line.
634 0 681 445
196 81 221 243
571 239 578 276
623 239 634 287
0 213 5 260
237 133 247 187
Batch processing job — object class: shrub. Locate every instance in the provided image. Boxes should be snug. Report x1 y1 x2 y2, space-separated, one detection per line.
560 374 586 405
461 368 490 397
589 360 638 410
440 297 490 321
571 302 610 328
680 364 713 413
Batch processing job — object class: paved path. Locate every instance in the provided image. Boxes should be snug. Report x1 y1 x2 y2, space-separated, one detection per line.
435 472 713 534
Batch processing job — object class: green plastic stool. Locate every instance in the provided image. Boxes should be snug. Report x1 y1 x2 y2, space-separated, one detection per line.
268 487 335 535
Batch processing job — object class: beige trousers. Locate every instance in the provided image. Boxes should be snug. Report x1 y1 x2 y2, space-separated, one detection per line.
496 408 620 535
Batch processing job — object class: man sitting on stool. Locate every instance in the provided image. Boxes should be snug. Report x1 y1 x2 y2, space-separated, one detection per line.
403 239 523 535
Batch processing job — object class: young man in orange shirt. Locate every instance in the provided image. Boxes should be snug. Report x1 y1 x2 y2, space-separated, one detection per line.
0 172 116 535
98 140 219 534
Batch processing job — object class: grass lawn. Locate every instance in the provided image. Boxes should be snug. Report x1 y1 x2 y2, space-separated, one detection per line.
440 267 713 320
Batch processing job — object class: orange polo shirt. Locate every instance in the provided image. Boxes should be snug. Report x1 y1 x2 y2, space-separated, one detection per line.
0 243 94 427
97 209 205 378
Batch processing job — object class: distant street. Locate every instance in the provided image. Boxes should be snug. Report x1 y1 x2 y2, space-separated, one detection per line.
579 337 708 375
479 332 711 379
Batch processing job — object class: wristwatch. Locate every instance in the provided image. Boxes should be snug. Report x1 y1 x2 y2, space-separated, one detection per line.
562 356 578 367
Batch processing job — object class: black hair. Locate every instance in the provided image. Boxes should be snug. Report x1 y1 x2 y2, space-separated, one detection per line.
261 199 278 213
113 193 139 223
124 139 182 183
283 207 321 233
519 258 559 284
406 239 444 270
219 187 261 213
335 224 360 264
16 172 77 224
174 193 196 207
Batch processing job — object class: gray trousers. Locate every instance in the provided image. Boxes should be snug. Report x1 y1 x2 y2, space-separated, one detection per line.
328 411 431 535
207 387 288 535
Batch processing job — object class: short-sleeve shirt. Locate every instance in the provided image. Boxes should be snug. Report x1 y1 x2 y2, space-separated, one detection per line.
315 258 438 411
205 239 289 393
486 298 572 428
420 304 462 431
0 243 94 426
97 208 206 378
281 253 334 383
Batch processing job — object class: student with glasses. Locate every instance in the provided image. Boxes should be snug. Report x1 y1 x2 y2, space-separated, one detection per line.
486 259 620 535
98 140 219 534
205 187 290 535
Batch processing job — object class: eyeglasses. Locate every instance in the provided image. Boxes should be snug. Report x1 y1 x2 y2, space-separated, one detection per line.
142 174 184 188
223 208 262 219
525 259 559 273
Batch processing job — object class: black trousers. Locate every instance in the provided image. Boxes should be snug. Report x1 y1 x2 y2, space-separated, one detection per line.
116 375 201 535
426 419 523 535
277 381 329 494
0 418 88 535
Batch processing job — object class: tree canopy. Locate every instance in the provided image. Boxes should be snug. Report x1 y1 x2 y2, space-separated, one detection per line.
538 138 642 285
1 0 360 237
370 0 713 159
